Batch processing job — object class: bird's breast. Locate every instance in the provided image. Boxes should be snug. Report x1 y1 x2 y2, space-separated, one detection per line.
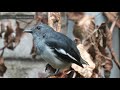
33 38 45 55
40 45 71 69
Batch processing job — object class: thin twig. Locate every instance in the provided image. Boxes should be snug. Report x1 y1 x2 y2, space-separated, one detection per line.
0 40 13 51
0 44 8 51
23 19 34 29
106 22 120 70
110 16 119 33
83 28 99 44
0 49 4 57
17 19 35 29
17 19 28 24
110 49 120 69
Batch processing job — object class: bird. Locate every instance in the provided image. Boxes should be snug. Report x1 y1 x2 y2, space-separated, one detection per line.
24 23 89 76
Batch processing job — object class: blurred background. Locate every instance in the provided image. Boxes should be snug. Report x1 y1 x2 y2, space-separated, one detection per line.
0 12 119 78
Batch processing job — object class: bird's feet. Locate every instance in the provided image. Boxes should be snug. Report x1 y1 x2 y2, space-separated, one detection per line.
45 64 58 78
45 64 56 73
45 64 61 78
46 69 62 78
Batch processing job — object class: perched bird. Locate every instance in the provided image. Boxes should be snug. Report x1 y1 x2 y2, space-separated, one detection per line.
24 23 88 76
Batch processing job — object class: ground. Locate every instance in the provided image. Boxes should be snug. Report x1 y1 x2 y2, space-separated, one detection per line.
1 59 49 78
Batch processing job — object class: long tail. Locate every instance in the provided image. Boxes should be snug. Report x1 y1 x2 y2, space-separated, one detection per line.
80 57 89 65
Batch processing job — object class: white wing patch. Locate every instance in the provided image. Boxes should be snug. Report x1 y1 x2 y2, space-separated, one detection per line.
55 48 78 62
55 48 66 55
66 53 77 62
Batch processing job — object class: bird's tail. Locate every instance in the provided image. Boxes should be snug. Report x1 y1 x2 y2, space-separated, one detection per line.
79 58 89 68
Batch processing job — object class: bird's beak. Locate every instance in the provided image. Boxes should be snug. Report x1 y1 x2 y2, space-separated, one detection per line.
23 29 33 33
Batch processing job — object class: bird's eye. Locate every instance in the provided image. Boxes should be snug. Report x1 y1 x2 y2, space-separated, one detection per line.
36 26 41 30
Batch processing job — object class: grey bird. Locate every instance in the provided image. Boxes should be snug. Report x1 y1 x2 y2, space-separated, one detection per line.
24 23 88 75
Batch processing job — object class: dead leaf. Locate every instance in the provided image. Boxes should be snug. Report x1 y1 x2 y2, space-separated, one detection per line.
73 15 95 44
35 12 48 24
0 56 7 76
103 12 120 28
71 44 95 78
67 12 84 21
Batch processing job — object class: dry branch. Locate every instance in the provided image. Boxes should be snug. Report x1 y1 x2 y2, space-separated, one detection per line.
106 24 120 69
103 12 120 28
110 16 119 33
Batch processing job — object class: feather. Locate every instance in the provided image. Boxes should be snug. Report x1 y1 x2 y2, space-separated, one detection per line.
45 31 85 67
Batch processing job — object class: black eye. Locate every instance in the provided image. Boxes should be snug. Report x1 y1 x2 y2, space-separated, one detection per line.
43 33 46 38
36 26 41 30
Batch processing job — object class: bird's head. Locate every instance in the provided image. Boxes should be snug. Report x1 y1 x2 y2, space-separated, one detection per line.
23 23 54 34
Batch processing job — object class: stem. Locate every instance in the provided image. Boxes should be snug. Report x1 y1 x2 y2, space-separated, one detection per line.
106 20 120 70
110 16 118 33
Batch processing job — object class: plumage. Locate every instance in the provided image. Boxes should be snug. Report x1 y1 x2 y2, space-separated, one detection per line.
44 32 84 67
24 23 88 74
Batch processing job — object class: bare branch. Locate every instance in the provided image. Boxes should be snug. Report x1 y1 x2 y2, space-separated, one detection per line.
106 24 120 69
110 16 119 33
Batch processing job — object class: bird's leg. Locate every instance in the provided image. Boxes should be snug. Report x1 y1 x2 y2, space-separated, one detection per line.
45 64 61 78
45 64 50 72
45 64 56 73
46 68 60 78
66 70 77 78
54 69 60 75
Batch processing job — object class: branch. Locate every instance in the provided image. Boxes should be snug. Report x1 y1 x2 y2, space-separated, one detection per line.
0 40 13 51
83 28 99 45
23 19 34 29
110 16 119 33
106 24 120 70
110 49 120 69
0 44 8 51
17 19 29 24
16 19 35 29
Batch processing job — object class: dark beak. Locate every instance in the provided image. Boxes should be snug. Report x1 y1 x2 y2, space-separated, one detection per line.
23 29 33 33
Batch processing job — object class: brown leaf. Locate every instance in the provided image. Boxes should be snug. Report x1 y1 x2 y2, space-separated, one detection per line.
103 59 113 78
30 41 37 59
105 24 120 69
48 12 61 32
35 12 48 24
0 22 6 38
91 68 99 78
14 21 24 48
67 12 84 21
73 15 95 43
103 12 118 22
103 12 120 28
104 60 113 71
0 56 7 76
1 20 16 50
2 20 24 50
71 44 95 78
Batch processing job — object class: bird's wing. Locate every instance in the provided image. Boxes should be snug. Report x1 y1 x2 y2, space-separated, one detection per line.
45 32 84 67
